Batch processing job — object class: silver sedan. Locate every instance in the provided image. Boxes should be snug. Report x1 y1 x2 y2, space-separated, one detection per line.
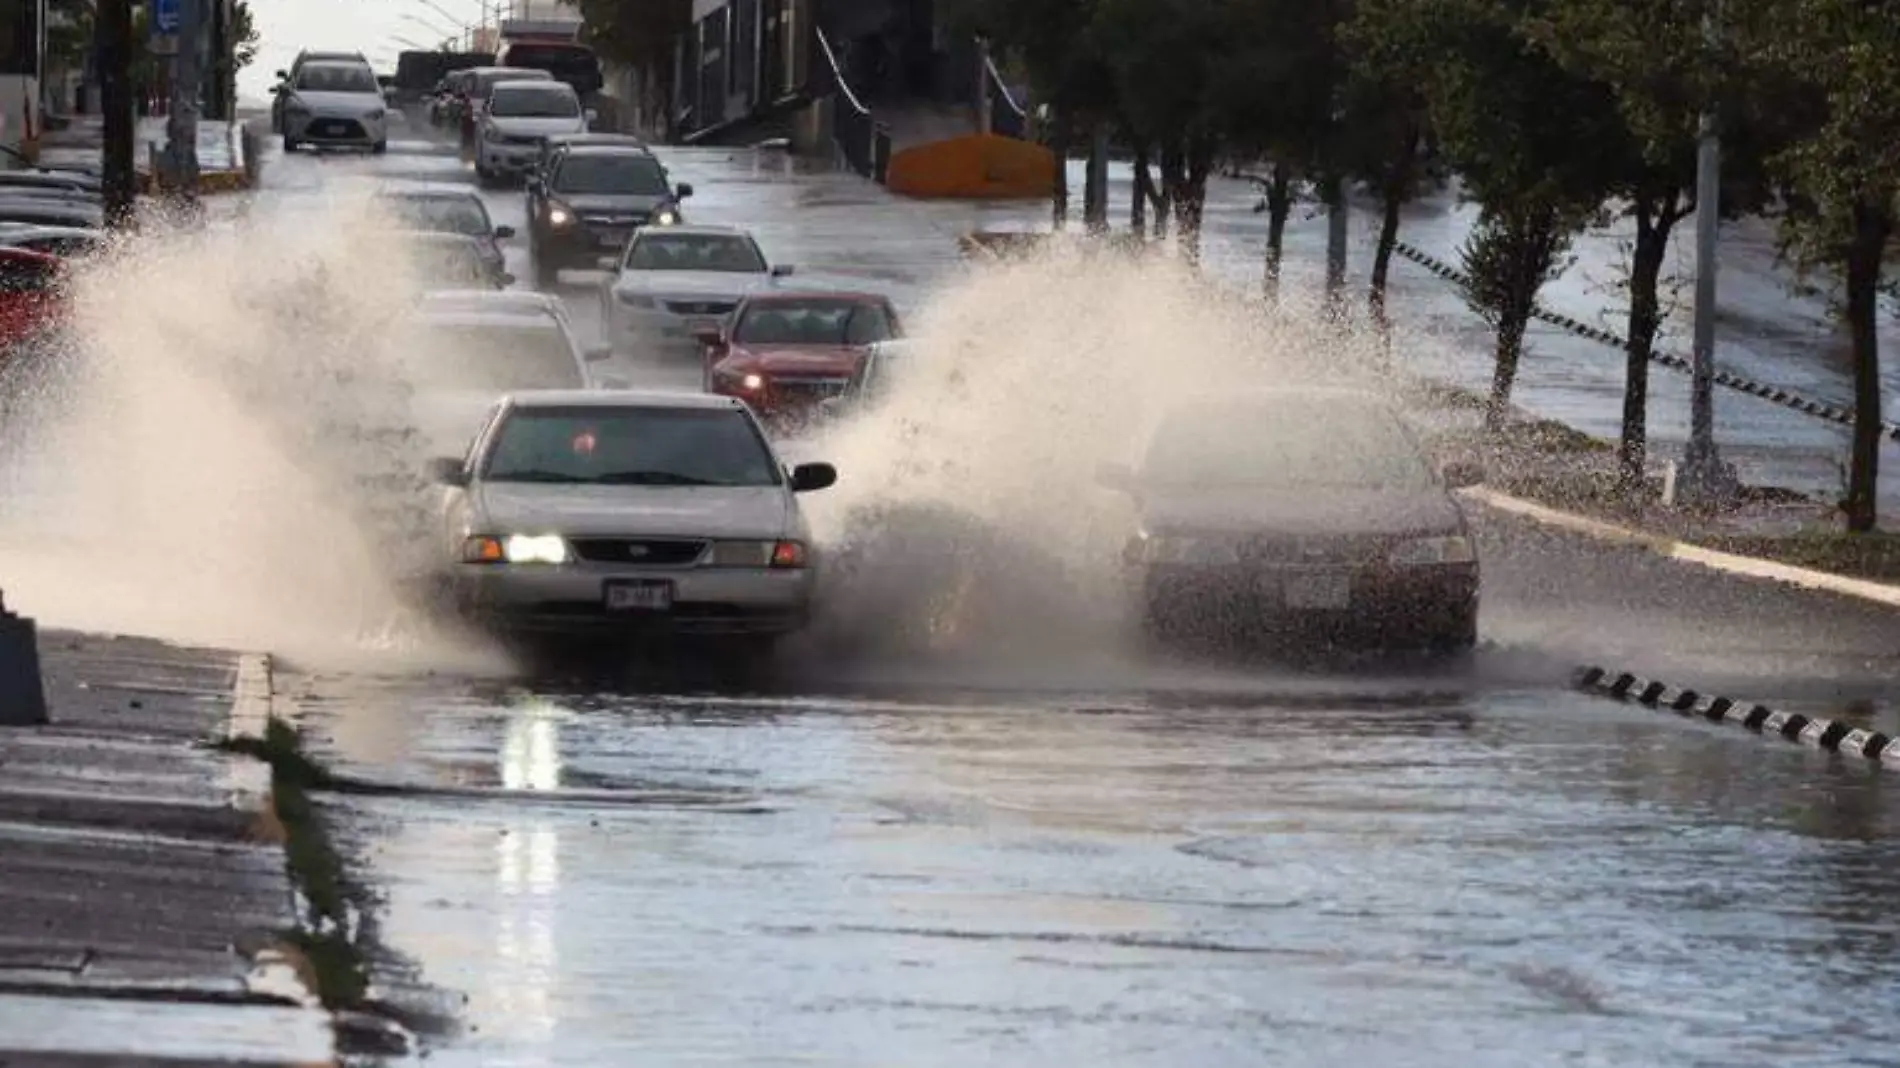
425 389 838 647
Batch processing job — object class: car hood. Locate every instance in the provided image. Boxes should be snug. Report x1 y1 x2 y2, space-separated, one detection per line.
489 116 586 138
291 90 383 114
557 193 670 214
474 482 793 538
611 270 772 298
1137 485 1465 537
719 345 866 376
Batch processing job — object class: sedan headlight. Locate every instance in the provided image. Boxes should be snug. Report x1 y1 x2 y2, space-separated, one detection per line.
462 534 570 564
483 125 505 142
1387 535 1476 567
367 108 385 121
1136 533 1239 566
652 208 680 226
547 205 573 227
715 370 765 392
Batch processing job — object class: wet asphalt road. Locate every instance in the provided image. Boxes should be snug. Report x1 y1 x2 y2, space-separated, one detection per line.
245 123 1900 1065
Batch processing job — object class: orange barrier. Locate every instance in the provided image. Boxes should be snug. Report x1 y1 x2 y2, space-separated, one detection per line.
885 134 1055 200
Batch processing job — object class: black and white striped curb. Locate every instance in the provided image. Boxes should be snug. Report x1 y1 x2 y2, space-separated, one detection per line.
1573 665 1899 769
1394 242 1900 444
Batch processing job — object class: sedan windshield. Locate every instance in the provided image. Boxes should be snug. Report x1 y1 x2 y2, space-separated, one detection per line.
483 407 782 487
400 322 584 392
297 64 378 94
402 238 489 285
380 195 491 236
623 232 764 273
490 85 579 118
1140 398 1437 491
733 299 894 346
553 153 670 197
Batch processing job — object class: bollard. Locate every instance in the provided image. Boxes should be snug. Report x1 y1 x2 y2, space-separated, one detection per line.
0 590 48 726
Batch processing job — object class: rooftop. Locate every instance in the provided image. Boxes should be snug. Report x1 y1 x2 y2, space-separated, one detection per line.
505 389 746 411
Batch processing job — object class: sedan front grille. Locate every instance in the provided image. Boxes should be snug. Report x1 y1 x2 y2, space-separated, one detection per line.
583 213 649 226
1240 533 1392 566
663 299 736 317
308 118 367 139
568 537 708 566
771 376 851 400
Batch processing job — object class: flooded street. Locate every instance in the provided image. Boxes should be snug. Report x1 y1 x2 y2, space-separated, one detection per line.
5 117 1899 1066
292 665 1900 1067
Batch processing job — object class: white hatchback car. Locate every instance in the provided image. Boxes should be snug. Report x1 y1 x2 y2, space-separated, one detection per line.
280 60 388 153
425 390 838 647
600 225 792 359
475 80 594 185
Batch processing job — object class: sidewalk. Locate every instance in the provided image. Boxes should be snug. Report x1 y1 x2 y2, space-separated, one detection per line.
0 631 335 1066
33 115 247 182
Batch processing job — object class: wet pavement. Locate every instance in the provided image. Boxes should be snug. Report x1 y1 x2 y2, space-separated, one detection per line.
0 633 333 1066
7 116 1900 1066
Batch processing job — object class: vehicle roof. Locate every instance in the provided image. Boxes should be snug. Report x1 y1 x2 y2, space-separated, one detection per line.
0 202 100 223
408 309 566 330
0 170 100 186
633 223 751 238
492 78 574 91
297 50 366 60
419 289 563 311
545 132 646 147
504 389 746 411
557 143 659 161
395 229 481 244
0 246 63 265
473 66 553 79
375 184 482 200
740 289 889 305
0 224 102 240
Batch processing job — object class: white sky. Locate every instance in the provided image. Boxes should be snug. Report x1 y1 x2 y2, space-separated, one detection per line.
240 0 577 103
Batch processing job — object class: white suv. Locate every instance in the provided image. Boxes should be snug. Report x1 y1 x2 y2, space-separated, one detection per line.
280 59 389 154
475 80 594 185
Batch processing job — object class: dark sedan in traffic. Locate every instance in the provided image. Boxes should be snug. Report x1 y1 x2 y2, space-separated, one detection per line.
1099 388 1483 653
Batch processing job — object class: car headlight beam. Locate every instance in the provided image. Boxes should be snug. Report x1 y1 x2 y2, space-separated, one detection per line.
652 208 680 226
1387 534 1476 567
547 207 572 227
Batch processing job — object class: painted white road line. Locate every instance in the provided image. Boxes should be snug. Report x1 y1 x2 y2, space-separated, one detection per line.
1460 485 1900 610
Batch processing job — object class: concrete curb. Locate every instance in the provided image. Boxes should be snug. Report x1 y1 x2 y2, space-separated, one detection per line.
1573 665 1898 770
1458 485 1900 609
228 653 282 842
1392 241 1900 443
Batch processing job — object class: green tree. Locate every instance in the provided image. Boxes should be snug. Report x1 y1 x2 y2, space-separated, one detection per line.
1732 0 1899 531
1368 0 1620 427
572 0 691 137
1340 3 1440 332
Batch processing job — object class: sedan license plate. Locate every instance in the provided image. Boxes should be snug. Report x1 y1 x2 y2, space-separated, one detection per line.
604 579 673 612
1282 572 1350 609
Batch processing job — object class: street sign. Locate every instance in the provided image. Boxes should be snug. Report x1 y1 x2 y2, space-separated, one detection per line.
153 0 180 35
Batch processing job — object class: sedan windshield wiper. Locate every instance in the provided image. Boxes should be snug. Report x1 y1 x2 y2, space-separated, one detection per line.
593 470 728 486
486 469 588 483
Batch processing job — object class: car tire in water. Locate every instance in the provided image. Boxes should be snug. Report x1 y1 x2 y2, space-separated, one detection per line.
372 140 388 155
282 135 299 153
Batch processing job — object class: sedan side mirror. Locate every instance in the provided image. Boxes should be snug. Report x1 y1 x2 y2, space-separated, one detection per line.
427 457 469 487
1095 460 1135 492
790 462 837 493
770 263 794 277
1440 460 1485 489
676 182 694 199
494 224 515 239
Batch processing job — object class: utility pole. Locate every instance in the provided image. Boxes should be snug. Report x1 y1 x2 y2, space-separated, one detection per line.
1323 101 1348 318
96 0 136 228
163 0 203 205
1679 0 1735 506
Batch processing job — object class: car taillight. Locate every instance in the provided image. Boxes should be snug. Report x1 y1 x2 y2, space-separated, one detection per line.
770 541 807 569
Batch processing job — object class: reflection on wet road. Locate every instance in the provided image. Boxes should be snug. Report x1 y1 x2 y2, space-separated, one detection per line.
294 669 1900 1067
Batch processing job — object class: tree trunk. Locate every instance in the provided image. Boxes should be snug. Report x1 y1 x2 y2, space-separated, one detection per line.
1049 113 1070 230
1174 142 1212 266
1368 128 1420 343
1488 307 1530 432
98 0 137 229
1263 162 1293 302
1840 197 1891 533
1618 202 1677 497
1083 124 1110 234
1130 143 1150 236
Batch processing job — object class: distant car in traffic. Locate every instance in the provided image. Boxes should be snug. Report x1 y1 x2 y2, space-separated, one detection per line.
395 231 514 290
0 224 106 259
475 79 594 186
701 291 903 424
0 247 67 388
459 66 555 154
421 389 837 652
1097 388 1484 653
415 288 574 333
600 225 785 356
374 187 514 287
528 143 691 286
280 59 389 153
393 307 609 455
0 197 102 230
271 49 372 133
0 170 101 195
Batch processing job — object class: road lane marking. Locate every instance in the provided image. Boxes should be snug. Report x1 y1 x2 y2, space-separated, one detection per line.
1459 486 1900 609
